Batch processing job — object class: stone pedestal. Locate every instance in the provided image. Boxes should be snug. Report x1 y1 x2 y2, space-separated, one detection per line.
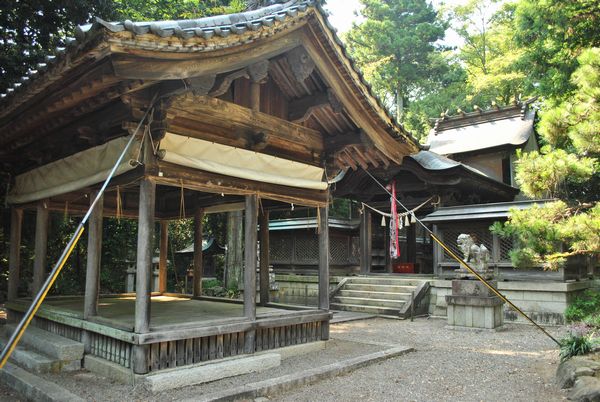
446 280 504 330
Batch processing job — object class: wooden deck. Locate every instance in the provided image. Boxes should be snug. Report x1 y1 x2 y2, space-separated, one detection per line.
6 295 331 373
40 295 290 330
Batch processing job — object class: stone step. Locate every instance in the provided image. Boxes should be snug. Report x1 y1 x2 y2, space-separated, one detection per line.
0 362 85 402
338 289 413 301
333 296 406 309
330 303 401 316
0 338 62 374
347 277 425 286
2 324 84 361
344 284 417 293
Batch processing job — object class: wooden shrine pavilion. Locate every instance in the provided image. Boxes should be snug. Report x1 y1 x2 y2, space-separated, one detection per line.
0 0 419 375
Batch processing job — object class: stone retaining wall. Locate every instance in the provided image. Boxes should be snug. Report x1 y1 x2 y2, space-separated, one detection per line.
429 279 598 325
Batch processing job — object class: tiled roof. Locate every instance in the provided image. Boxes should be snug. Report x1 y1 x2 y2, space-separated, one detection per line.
0 0 416 143
425 101 536 156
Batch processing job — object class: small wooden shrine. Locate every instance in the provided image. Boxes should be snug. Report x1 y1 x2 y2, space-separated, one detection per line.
0 0 418 374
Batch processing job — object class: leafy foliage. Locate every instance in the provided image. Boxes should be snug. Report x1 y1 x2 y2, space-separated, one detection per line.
345 0 447 120
565 290 600 324
490 202 600 269
559 331 594 362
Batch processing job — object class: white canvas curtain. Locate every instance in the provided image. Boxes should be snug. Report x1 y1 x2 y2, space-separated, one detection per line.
160 133 328 191
7 137 140 204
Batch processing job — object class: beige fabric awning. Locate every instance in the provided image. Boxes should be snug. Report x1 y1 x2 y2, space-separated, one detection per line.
160 133 328 191
7 137 140 204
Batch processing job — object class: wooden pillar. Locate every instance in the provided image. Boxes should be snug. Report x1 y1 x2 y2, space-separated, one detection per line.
259 209 270 306
193 208 204 297
250 81 260 112
133 177 155 374
32 200 49 296
407 224 416 265
318 204 330 340
159 221 168 294
225 211 243 289
243 194 258 353
7 208 23 300
359 210 372 274
84 191 103 319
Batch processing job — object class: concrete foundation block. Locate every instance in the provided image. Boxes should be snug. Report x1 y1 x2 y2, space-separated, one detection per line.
84 355 134 384
141 352 281 392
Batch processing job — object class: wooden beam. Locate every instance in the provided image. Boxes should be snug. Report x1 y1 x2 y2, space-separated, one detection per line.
7 208 23 301
288 90 328 122
193 208 204 297
159 221 168 293
259 209 270 306
167 94 324 161
318 203 330 340
359 209 372 274
32 200 49 296
133 177 155 374
244 194 258 353
109 28 305 80
155 161 328 207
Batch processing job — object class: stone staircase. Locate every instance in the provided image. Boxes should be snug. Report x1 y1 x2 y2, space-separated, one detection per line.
0 323 86 401
0 324 84 374
330 277 430 318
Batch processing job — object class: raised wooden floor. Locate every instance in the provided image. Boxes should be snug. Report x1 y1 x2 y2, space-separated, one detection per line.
7 295 331 373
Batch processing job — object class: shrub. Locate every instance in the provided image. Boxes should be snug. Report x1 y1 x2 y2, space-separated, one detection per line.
559 325 595 362
565 290 600 324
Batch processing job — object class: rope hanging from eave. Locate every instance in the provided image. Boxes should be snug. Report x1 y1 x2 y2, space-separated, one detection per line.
360 195 438 219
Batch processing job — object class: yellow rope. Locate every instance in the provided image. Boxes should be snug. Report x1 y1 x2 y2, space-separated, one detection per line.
179 179 186 220
116 186 122 221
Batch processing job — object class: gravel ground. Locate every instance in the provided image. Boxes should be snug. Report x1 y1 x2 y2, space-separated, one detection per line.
273 317 568 402
0 317 568 401
39 338 384 401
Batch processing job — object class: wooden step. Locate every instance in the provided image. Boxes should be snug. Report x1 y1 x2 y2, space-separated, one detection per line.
333 296 406 309
338 289 412 301
330 303 401 316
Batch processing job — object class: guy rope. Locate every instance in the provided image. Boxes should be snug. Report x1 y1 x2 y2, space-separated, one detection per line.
362 169 561 347
0 94 158 369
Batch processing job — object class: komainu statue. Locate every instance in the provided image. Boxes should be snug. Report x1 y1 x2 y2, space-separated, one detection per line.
457 234 490 272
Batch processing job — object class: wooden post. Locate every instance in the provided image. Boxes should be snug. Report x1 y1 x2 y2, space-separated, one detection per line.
193 208 204 297
134 177 155 374
250 81 260 112
84 191 103 319
407 224 416 265
259 209 270 306
32 200 49 296
318 204 330 340
159 221 168 293
244 194 258 353
225 211 243 290
83 191 103 353
7 208 23 301
359 210 372 274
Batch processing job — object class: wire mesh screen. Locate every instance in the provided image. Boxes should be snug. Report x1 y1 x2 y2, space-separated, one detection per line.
439 223 493 262
330 236 350 265
270 233 293 263
294 233 319 264
349 236 360 264
499 237 514 262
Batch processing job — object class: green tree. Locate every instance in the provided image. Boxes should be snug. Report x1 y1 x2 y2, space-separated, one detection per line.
345 0 447 120
513 0 600 100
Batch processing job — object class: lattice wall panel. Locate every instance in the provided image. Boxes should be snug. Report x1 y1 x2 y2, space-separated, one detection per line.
349 236 360 264
331 236 350 265
499 237 514 262
439 223 493 262
294 234 319 264
270 234 293 263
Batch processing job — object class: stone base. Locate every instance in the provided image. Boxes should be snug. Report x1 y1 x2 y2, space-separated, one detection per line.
445 279 505 330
